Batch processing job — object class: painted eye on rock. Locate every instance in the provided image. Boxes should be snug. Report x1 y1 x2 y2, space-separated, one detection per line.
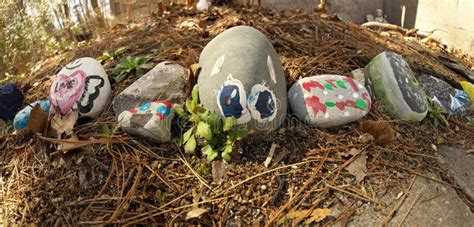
248 83 278 123
216 75 251 124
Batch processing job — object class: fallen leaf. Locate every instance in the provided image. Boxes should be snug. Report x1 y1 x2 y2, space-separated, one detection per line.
305 208 333 224
26 103 48 134
345 151 367 184
185 208 208 220
50 111 78 138
278 208 332 225
211 160 227 183
359 120 396 145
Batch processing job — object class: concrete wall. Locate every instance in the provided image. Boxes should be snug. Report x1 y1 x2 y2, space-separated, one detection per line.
258 0 474 56
325 0 384 24
391 0 474 56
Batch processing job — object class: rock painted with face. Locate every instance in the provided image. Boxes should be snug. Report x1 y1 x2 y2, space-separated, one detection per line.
113 62 187 116
419 75 471 117
289 75 371 128
198 26 287 132
0 83 24 121
365 51 428 121
118 101 174 142
13 100 51 131
49 57 111 118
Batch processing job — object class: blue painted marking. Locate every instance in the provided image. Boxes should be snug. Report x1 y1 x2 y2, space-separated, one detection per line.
255 90 276 119
219 85 244 119
138 103 152 111
156 105 170 117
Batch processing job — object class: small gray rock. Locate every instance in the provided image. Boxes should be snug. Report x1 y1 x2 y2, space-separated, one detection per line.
350 68 366 86
198 26 287 133
288 75 371 128
365 51 428 121
113 62 186 116
118 101 174 142
419 75 471 117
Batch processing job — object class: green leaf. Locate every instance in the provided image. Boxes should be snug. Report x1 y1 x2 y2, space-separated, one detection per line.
207 113 223 132
222 152 232 162
184 135 197 154
173 104 186 117
223 117 235 132
192 85 199 104
202 145 213 155
102 124 111 135
185 99 196 114
182 127 194 144
196 122 212 140
202 145 219 162
229 127 247 141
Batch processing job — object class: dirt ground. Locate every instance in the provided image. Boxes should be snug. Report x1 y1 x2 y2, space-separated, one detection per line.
1 5 473 225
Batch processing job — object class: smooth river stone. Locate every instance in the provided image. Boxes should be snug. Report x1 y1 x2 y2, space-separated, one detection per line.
419 75 471 117
198 25 288 133
49 57 111 118
113 62 186 116
365 51 428 121
289 75 371 128
0 83 24 121
13 100 51 131
118 101 174 142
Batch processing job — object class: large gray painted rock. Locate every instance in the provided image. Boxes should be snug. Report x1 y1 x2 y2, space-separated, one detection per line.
289 75 371 128
198 26 287 133
113 62 186 116
365 51 428 121
118 101 174 142
49 57 111 118
419 75 471 117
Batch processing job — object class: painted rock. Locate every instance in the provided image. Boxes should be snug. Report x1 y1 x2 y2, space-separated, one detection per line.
118 101 174 142
0 83 24 121
113 62 186 116
49 57 111 118
460 81 474 109
289 75 371 128
198 26 288 133
419 75 471 117
13 100 51 131
365 51 428 121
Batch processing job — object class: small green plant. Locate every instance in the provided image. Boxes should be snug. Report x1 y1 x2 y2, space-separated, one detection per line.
425 99 449 127
175 85 247 162
96 46 128 63
112 55 154 83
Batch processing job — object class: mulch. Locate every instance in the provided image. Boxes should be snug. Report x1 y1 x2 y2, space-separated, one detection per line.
1 4 473 225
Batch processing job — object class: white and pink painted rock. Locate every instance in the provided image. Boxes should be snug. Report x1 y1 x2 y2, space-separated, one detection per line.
118 101 174 142
288 75 371 128
49 57 111 118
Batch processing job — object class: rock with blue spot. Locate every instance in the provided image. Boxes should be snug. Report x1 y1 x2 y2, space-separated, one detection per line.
118 101 174 142
113 61 187 116
13 100 51 131
0 83 24 121
198 26 288 133
418 75 471 117
289 75 371 128
365 51 428 121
